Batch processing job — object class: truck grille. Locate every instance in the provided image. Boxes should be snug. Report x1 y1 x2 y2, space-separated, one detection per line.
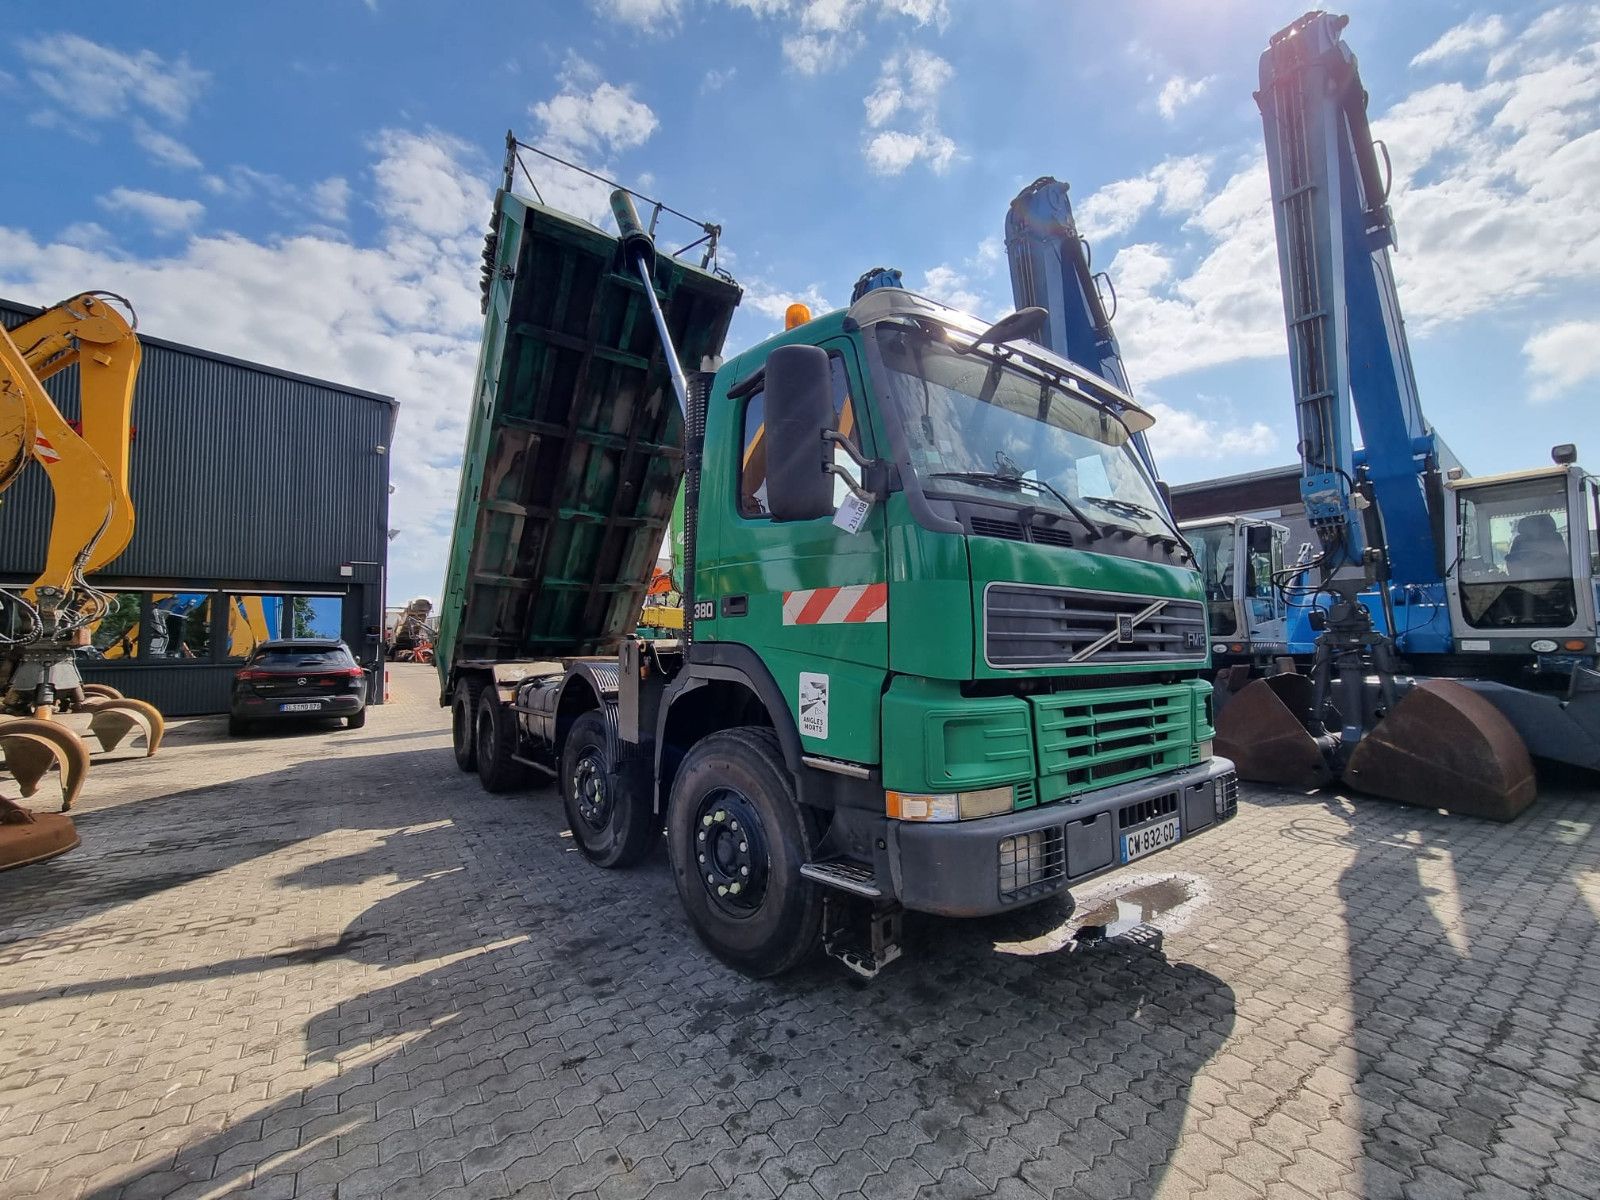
985 584 1206 668
1031 683 1196 799
1119 791 1178 830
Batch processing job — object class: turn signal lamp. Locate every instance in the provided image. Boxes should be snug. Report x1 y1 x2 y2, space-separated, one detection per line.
1565 639 1588 651
886 785 1014 822
784 302 811 330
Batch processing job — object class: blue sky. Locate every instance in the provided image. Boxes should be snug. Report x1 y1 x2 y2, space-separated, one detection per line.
3 1 1597 602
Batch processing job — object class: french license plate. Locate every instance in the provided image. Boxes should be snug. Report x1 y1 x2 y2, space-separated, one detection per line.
1122 815 1181 863
280 701 322 713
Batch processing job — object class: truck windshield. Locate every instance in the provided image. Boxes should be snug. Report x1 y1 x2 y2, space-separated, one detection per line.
1456 475 1577 629
873 322 1170 539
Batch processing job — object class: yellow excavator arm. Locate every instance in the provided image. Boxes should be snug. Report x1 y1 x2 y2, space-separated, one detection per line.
7 293 141 575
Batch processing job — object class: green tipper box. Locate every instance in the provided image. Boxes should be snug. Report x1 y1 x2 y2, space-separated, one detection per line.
436 190 741 679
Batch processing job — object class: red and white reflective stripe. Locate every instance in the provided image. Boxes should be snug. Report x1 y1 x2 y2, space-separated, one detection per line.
782 583 887 625
33 433 60 464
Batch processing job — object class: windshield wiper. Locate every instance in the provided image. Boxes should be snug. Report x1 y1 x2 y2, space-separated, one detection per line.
929 471 1104 540
1083 495 1191 553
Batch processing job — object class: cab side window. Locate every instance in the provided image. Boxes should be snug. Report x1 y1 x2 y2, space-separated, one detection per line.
737 352 858 519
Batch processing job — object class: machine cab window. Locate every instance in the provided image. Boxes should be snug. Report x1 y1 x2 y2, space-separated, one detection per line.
1456 474 1578 629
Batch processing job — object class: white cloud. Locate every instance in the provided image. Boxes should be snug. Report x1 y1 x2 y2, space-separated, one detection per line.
1076 6 1600 389
311 177 352 223
96 188 205 235
133 123 201 170
743 280 833 324
1411 14 1509 67
2 131 493 600
591 0 684 31
861 48 958 175
702 66 737 92
531 68 658 156
1145 400 1278 462
1074 155 1210 241
1156 74 1214 121
760 0 948 73
20 34 207 124
1524 320 1600 400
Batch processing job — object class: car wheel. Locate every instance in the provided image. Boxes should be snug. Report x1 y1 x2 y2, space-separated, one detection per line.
228 716 250 737
346 708 367 730
666 727 823 978
475 689 530 793
561 710 660 868
451 678 484 772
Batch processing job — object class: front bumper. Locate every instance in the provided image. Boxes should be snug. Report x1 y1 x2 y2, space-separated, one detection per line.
887 758 1237 917
233 693 365 720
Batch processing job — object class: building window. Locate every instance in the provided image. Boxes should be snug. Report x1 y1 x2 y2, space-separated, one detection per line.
148 594 212 660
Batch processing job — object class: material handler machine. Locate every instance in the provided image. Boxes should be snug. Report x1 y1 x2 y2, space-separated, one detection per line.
1212 11 1598 818
0 293 164 868
438 146 1239 977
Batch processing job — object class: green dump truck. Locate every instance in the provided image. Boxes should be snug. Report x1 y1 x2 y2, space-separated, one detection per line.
437 183 1239 978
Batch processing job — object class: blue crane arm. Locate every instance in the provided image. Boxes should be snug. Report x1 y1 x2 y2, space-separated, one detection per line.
1256 11 1443 588
1005 177 1157 476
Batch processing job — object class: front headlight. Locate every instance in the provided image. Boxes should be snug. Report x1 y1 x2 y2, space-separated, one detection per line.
886 785 1014 822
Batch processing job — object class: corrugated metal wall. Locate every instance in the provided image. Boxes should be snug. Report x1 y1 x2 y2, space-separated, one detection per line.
1 298 392 581
1 297 396 715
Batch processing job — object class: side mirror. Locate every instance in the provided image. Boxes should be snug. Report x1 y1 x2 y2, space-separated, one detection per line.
764 344 836 522
1156 480 1175 513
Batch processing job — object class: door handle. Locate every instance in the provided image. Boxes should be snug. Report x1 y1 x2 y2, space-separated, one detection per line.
721 595 748 617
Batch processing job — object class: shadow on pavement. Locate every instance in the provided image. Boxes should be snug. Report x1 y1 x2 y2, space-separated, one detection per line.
2 734 1239 1200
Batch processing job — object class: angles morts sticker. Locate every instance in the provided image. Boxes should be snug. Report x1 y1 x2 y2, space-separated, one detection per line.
798 672 829 739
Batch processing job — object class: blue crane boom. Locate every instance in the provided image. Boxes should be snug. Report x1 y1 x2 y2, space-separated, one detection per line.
1004 177 1158 476
1256 10 1445 603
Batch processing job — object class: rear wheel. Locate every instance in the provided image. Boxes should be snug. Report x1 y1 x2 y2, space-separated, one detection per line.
227 716 249 737
667 727 822 977
562 711 660 868
475 690 530 793
451 678 484 772
346 708 367 730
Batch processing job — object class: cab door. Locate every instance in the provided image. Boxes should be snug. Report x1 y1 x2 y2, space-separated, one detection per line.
700 337 888 765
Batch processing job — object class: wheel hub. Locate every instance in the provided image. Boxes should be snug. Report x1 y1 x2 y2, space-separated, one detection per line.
572 751 610 829
694 789 767 914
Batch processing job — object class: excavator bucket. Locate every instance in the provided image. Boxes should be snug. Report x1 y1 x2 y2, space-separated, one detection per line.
80 697 164 756
1214 673 1331 789
1 718 91 811
0 798 79 870
1345 679 1536 822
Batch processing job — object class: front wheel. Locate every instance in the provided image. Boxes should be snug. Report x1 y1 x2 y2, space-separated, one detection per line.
561 711 660 868
666 727 823 978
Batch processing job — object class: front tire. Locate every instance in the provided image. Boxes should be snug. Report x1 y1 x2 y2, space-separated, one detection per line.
667 727 823 978
561 711 660 868
475 689 530 793
451 678 484 772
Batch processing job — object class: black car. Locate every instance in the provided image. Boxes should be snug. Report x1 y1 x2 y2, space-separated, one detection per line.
229 639 368 735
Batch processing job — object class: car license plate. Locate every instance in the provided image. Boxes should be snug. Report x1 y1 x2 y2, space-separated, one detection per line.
1122 815 1181 863
280 701 322 713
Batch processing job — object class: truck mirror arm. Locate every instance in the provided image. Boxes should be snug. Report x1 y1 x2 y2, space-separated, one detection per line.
822 430 885 502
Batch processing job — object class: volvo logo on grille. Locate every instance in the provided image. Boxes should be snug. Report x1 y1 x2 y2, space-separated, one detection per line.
1116 614 1135 644
1070 599 1170 662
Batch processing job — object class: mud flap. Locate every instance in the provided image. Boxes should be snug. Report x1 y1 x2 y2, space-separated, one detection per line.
1 718 92 811
1345 680 1536 822
81 697 165 756
1214 673 1330 789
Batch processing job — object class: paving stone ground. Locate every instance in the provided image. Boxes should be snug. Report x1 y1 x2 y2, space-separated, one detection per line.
2 663 1597 1200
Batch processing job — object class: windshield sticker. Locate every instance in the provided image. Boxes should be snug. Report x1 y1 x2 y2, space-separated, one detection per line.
799 672 829 739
